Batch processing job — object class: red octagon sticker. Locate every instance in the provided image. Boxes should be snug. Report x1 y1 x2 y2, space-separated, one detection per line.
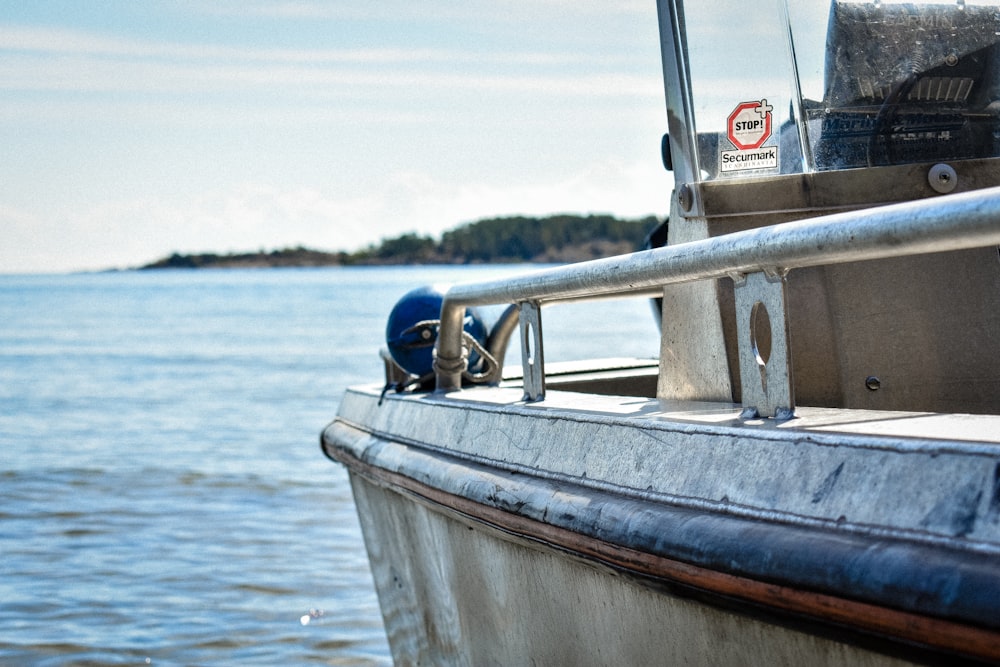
727 100 773 150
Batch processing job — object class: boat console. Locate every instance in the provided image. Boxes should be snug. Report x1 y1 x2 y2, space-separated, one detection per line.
653 0 1000 417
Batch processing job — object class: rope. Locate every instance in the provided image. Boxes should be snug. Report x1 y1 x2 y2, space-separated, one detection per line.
459 330 500 385
398 318 501 386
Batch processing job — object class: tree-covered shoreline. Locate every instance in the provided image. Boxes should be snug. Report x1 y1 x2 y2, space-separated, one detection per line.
139 214 661 269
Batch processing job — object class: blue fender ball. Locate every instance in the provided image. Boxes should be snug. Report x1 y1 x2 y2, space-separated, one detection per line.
386 285 487 377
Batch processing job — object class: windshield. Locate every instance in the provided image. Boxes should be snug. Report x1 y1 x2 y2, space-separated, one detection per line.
675 0 1000 181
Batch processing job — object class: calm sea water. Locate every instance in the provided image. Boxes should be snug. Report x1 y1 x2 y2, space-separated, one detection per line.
0 265 660 666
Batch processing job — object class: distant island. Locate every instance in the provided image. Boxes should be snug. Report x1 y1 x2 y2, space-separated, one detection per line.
138 214 662 269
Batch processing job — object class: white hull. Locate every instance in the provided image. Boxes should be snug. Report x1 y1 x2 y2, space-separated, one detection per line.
350 478 914 666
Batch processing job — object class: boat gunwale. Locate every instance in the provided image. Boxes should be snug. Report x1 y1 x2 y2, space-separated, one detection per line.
333 385 1000 558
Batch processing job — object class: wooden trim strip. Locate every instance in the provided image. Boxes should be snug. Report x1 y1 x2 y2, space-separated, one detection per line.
331 443 1000 663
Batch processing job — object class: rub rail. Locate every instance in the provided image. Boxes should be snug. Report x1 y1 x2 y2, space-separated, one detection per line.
434 186 1000 394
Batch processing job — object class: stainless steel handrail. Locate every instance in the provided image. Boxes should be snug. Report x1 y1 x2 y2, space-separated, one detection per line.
435 185 1000 391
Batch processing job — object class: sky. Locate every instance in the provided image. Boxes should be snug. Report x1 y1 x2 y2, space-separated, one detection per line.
0 1 671 274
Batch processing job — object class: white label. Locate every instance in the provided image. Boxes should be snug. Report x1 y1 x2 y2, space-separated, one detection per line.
719 146 778 172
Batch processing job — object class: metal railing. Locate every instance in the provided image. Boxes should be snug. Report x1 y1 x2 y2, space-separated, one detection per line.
433 185 1000 414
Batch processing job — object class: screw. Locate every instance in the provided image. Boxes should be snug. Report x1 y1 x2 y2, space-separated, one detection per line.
865 376 881 391
677 184 693 212
928 163 957 194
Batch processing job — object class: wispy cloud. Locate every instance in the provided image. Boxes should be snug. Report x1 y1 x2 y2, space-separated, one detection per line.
192 0 654 22
0 25 459 63
0 3 666 273
0 54 659 97
0 24 658 101
0 24 641 65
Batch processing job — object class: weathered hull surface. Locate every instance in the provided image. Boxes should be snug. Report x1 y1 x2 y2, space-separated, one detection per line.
323 384 1000 665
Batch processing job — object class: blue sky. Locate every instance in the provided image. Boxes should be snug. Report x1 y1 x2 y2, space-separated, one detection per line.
0 1 670 273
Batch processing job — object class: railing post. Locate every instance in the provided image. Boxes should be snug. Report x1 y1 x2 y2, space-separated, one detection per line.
519 301 545 401
733 269 794 420
434 298 467 392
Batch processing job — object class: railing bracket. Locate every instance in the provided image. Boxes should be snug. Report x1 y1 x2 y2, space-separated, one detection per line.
734 270 795 420
519 301 545 402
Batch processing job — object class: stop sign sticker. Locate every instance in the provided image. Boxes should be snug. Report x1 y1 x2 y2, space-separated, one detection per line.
720 98 778 174
727 99 773 150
